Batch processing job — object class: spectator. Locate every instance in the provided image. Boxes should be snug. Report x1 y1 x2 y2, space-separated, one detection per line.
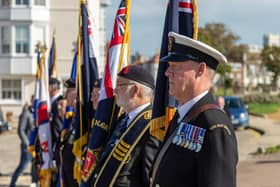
9 96 38 187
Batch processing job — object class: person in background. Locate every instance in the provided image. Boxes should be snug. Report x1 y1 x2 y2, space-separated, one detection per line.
58 97 67 121
91 78 102 111
59 78 79 187
10 96 38 187
216 96 231 117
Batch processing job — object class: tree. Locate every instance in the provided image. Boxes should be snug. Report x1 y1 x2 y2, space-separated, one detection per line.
261 46 280 86
198 23 248 62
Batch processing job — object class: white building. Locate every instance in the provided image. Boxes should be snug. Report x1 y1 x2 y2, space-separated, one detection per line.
263 33 280 47
0 0 108 115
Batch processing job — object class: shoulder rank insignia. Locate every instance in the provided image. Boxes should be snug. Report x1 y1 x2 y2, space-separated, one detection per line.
172 123 206 152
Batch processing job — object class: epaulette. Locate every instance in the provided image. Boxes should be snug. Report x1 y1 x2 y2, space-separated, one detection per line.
209 124 231 136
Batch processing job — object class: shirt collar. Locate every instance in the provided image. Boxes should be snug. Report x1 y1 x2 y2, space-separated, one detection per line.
127 102 150 127
177 90 209 122
51 93 60 104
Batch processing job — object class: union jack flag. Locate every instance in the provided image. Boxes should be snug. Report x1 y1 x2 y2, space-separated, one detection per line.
178 0 194 13
111 1 126 45
81 0 130 184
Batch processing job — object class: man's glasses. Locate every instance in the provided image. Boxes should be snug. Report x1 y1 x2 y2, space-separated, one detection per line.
116 83 135 87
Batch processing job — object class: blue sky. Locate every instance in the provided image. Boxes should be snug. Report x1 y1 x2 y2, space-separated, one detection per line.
105 0 280 57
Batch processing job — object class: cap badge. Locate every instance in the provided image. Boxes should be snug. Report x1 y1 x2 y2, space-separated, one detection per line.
168 36 174 52
123 66 129 74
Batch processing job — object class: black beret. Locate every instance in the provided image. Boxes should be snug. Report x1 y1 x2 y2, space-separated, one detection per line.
161 32 227 70
93 78 102 88
49 77 60 86
64 78 76 88
118 65 155 89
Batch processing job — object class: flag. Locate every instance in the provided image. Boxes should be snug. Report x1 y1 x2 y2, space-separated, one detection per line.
49 32 57 78
72 1 99 184
80 0 130 184
60 46 78 140
149 0 198 141
28 51 41 157
37 48 53 187
70 45 78 82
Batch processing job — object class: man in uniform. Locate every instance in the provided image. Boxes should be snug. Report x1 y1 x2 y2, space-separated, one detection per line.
48 77 63 184
59 78 79 187
149 32 238 187
91 78 102 111
93 65 159 187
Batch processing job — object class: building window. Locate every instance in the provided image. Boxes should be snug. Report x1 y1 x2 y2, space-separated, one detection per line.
15 26 29 54
0 0 10 6
1 27 10 54
34 0 45 6
1 79 22 100
15 0 29 5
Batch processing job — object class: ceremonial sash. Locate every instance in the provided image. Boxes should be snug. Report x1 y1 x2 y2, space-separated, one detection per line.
94 109 152 187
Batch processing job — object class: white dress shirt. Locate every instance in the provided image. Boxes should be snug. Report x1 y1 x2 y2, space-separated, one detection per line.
177 90 209 122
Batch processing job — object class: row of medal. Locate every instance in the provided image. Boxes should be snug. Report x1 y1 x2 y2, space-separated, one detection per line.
172 123 206 152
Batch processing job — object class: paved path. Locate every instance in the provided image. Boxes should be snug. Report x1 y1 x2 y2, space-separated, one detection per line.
0 130 30 187
237 115 280 187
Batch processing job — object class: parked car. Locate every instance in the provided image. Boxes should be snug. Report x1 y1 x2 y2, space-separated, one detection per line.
224 96 249 129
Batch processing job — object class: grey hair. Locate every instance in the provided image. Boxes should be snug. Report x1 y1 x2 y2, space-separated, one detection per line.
128 80 154 101
206 66 216 80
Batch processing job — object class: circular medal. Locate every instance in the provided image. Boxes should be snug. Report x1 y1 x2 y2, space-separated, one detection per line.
195 144 202 152
172 135 180 144
183 140 189 148
188 142 193 150
177 136 182 145
191 142 197 151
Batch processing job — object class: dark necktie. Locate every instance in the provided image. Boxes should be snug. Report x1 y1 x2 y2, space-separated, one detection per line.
165 111 180 139
97 114 129 165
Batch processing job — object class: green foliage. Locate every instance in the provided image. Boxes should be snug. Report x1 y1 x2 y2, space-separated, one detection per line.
261 46 280 85
242 94 280 114
216 63 231 75
225 78 233 89
247 102 280 114
215 87 233 96
198 22 248 61
252 145 280 155
243 94 280 104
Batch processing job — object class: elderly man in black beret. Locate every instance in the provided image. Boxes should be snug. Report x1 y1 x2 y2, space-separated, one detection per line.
92 65 160 187
149 32 238 187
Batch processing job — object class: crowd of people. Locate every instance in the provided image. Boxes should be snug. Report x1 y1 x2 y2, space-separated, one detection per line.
9 31 238 187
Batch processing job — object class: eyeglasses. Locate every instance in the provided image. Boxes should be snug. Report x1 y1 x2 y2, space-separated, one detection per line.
116 83 135 87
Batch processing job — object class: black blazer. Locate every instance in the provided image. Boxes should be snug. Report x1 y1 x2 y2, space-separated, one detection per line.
152 92 238 187
94 105 160 187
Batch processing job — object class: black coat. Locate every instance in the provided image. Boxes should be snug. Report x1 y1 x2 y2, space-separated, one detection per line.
94 105 160 187
151 92 238 187
50 95 63 168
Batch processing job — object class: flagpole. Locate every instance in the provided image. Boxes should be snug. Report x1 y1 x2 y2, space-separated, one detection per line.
75 0 83 184
192 0 198 40
118 0 130 72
